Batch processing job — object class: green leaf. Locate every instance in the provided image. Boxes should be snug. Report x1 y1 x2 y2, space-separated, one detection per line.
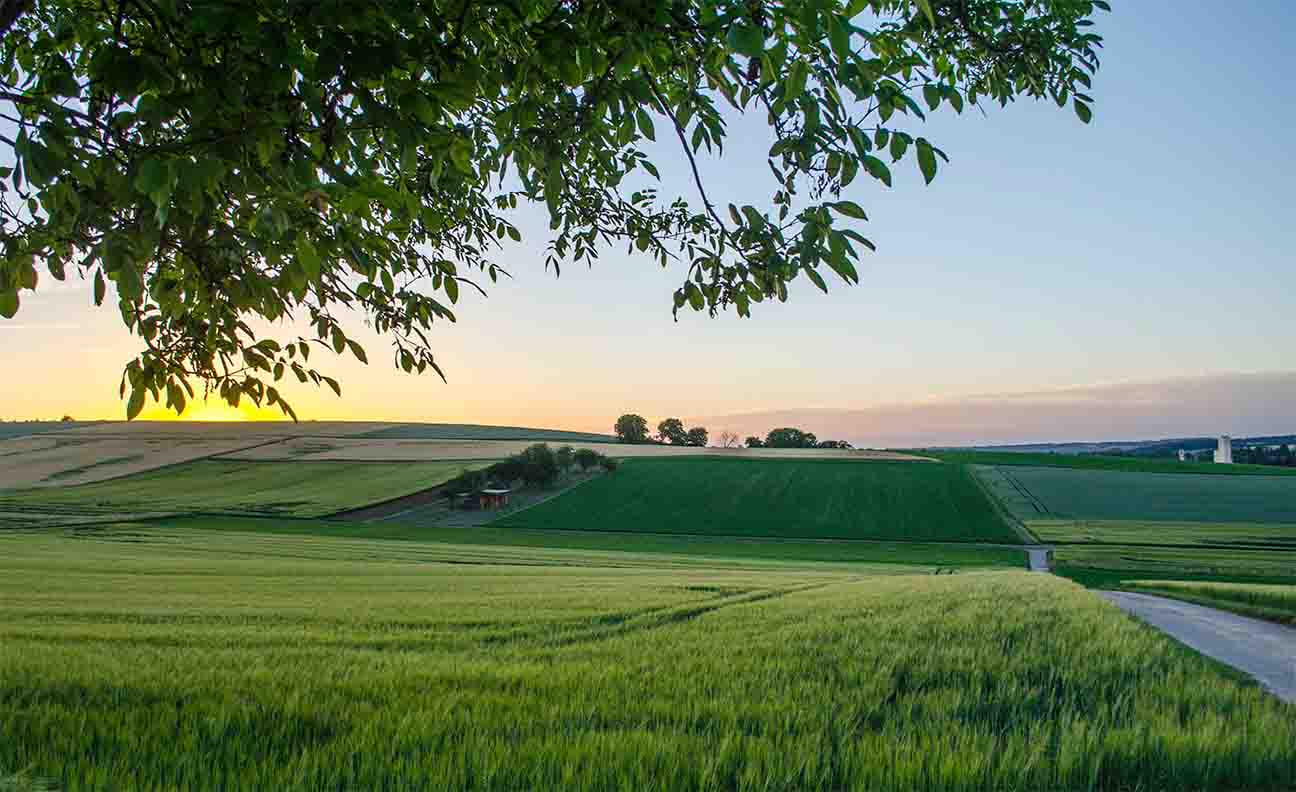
862 156 892 187
916 138 938 184
444 276 459 304
726 24 765 58
829 15 852 63
889 133 908 162
784 60 808 103
635 108 655 141
346 339 368 364
0 290 17 319
94 270 106 306
830 201 868 220
915 0 935 26
923 84 941 111
1074 99 1093 124
126 386 146 420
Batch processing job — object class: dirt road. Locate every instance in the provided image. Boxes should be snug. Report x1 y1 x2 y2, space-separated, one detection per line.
1100 590 1296 703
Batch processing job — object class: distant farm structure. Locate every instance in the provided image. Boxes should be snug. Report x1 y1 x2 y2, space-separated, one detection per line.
1215 435 1233 465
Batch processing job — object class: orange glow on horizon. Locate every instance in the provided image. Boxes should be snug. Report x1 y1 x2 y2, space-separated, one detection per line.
137 397 289 422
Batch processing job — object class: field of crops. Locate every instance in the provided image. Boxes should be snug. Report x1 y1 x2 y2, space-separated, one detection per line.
3 527 1294 791
156 516 1030 570
1028 519 1296 549
1053 545 1296 588
0 459 483 525
974 465 1296 526
926 449 1296 476
1124 580 1296 625
498 457 1020 543
0 434 261 489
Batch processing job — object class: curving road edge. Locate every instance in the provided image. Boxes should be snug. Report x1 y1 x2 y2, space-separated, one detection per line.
1099 590 1296 704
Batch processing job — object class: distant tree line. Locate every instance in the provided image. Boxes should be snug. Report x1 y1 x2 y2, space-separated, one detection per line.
613 414 707 447
1096 443 1296 468
614 416 853 451
744 427 853 450
1234 444 1296 467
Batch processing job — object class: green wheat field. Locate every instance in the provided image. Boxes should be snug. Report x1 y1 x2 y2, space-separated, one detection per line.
2 525 1294 792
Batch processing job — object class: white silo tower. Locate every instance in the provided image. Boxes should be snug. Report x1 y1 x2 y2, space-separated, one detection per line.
1215 435 1233 464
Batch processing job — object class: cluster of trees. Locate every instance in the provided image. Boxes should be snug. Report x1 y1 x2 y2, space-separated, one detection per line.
442 443 616 495
613 414 707 447
744 428 853 449
655 418 708 447
614 417 853 450
1233 444 1296 468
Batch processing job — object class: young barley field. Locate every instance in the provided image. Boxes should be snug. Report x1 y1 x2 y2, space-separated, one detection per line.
2 527 1293 791
925 450 1296 476
498 457 1019 543
1052 545 1296 588
1026 518 1296 549
974 465 1296 525
0 459 485 525
1123 580 1296 625
155 515 1030 570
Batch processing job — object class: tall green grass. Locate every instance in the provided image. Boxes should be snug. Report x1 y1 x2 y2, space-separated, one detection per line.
1 529 1293 791
1124 580 1296 625
498 457 1020 543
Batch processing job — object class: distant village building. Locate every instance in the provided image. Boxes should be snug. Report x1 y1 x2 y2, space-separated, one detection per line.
1215 435 1233 464
479 488 512 510
1177 449 1187 462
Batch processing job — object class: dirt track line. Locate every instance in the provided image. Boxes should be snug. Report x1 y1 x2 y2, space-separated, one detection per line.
1100 590 1296 703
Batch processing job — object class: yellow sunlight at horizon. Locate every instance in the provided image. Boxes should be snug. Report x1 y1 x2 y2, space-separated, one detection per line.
136 397 288 422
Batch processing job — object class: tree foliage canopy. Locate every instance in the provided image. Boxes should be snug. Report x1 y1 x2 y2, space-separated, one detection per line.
0 0 1105 417
657 417 687 445
614 413 650 444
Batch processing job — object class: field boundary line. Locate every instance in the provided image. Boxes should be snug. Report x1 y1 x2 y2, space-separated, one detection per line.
967 465 1043 546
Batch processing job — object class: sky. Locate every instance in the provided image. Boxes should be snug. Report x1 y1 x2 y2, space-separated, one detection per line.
1 0 1293 446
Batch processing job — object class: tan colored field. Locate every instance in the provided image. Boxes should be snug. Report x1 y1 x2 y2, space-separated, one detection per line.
53 420 389 439
221 437 930 463
0 422 928 490
0 436 259 489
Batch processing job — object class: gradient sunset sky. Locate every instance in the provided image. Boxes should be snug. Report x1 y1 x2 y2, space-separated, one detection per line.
2 0 1292 446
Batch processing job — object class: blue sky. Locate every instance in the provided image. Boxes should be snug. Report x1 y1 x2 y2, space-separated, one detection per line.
2 0 1293 444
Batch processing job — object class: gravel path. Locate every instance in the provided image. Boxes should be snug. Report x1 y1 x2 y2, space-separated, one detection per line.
1100 590 1296 703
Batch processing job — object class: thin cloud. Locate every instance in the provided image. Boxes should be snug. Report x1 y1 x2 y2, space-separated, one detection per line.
698 372 1296 448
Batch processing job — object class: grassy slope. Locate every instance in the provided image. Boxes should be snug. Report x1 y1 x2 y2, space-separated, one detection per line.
155 515 1028 569
1028 519 1296 548
1052 545 1296 588
0 459 485 519
2 529 1294 792
998 466 1296 524
1123 580 1296 626
498 457 1020 544
923 449 1296 475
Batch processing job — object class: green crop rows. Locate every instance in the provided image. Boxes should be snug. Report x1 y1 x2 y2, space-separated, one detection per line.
3 527 1294 791
924 450 1296 476
0 459 483 523
498 457 1020 544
